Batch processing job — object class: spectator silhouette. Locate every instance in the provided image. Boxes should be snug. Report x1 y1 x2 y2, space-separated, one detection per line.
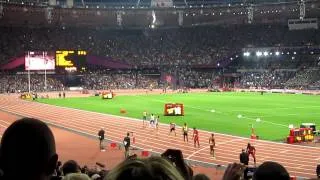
193 174 210 180
106 156 184 180
253 161 290 180
0 118 58 180
62 160 81 176
239 149 249 165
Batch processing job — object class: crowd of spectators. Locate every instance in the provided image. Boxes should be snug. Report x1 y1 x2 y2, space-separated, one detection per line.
239 71 295 89
0 74 64 93
0 25 320 91
285 69 320 89
81 70 159 90
0 117 298 180
0 25 320 67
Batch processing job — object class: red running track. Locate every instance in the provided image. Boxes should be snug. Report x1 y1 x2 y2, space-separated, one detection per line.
0 95 319 178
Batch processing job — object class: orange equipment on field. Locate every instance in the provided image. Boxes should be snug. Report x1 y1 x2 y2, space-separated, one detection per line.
164 103 184 116
287 128 314 144
102 91 115 99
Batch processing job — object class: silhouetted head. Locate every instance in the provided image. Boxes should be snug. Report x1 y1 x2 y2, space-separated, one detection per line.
62 160 80 176
253 161 290 180
0 118 58 180
106 156 184 180
193 174 210 180
127 132 130 137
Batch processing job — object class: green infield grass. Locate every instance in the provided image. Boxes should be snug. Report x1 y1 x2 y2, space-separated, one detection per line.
37 92 320 141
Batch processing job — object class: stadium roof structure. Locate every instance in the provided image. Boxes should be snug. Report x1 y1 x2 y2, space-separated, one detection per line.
0 0 318 28
0 0 317 7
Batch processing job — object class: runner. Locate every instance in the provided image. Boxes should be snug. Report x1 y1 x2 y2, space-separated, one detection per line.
150 114 155 127
209 133 216 158
192 127 200 148
155 115 160 131
182 123 188 142
169 122 176 136
142 111 147 127
246 143 256 165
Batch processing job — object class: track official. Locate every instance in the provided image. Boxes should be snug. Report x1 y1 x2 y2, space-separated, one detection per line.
98 128 105 150
123 132 131 158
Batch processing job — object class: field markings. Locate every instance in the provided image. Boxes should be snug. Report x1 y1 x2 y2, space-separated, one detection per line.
6 110 316 171
132 95 292 129
0 99 319 177
3 105 320 166
3 98 320 152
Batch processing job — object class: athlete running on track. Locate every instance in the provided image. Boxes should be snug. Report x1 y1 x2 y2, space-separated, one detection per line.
246 143 256 165
169 122 176 136
192 127 200 148
182 123 188 142
209 133 216 158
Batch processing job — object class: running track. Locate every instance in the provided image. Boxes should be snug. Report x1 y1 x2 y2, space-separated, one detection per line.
0 95 319 179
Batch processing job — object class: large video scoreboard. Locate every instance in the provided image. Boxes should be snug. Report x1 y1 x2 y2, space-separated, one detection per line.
25 51 55 70
55 50 87 67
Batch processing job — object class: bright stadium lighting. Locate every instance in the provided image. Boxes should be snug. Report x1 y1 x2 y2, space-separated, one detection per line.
263 51 268 56
293 51 297 55
256 51 262 57
243 52 250 56
275 51 280 56
217 63 220 67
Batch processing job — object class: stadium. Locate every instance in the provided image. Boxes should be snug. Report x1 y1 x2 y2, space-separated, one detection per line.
0 0 319 179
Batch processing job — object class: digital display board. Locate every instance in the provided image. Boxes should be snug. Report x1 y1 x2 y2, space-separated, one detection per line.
56 50 87 67
25 51 55 70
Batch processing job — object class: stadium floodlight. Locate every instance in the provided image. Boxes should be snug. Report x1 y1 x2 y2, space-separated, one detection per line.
243 52 250 57
293 51 297 55
256 51 262 57
263 51 268 56
275 51 280 56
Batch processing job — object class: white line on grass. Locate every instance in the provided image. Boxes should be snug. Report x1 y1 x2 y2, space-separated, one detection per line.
186 139 244 160
132 95 289 128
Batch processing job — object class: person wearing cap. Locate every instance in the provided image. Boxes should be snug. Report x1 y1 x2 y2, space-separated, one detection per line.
98 128 105 150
